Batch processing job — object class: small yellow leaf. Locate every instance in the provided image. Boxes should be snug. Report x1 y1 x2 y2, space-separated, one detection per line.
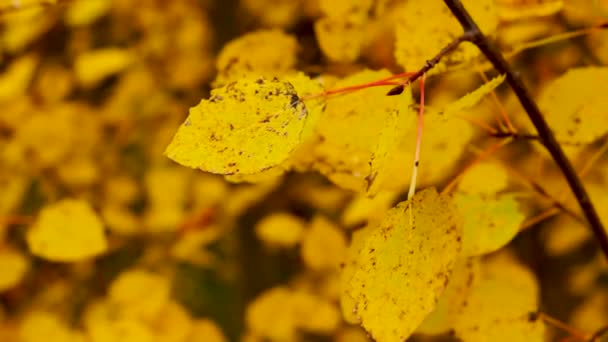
301 216 347 271
454 192 525 256
0 54 38 102
166 77 314 175
346 188 462 341
291 290 341 334
441 74 506 117
64 0 111 27
255 213 306 248
20 311 85 342
0 247 29 291
315 17 366 62
26 199 107 262
108 269 171 320
246 287 297 341
75 48 133 86
84 301 155 342
457 161 510 195
187 319 228 342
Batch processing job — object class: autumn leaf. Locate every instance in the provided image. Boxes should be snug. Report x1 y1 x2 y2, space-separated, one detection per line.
26 199 108 262
345 188 463 341
538 67 608 146
165 76 317 175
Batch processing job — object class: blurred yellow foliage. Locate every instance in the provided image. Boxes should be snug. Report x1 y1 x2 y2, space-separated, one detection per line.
26 199 108 262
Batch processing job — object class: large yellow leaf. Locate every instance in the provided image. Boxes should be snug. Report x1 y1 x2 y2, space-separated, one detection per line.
26 199 108 262
311 69 413 192
165 77 317 175
454 193 525 256
452 254 545 342
538 67 608 145
345 188 462 341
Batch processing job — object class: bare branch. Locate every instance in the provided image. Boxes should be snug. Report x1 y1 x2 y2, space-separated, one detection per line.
442 0 608 260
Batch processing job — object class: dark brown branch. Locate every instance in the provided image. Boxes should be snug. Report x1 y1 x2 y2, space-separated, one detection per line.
386 31 475 96
589 325 608 341
442 0 608 260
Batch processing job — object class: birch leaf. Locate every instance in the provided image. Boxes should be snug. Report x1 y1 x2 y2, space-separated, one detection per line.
346 188 462 341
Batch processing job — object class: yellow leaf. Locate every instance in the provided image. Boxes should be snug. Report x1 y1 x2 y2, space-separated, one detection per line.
0 54 38 102
20 311 85 342
315 17 366 62
166 77 315 175
246 287 297 341
75 48 133 86
223 73 326 182
0 247 29 291
571 290 608 333
341 191 398 228
108 269 171 320
149 301 192 342
170 225 222 266
538 67 608 145
340 224 374 324
497 0 564 20
255 212 306 248
240 0 302 28
454 193 525 256
367 86 413 195
26 199 107 262
291 290 341 334
301 216 347 271
84 301 155 342
452 254 545 342
318 0 373 21
187 319 228 342
417 257 482 335
441 74 506 117
64 0 111 27
214 30 298 86
457 161 510 195
311 69 413 192
2 7 54 53
346 188 462 341
395 0 498 73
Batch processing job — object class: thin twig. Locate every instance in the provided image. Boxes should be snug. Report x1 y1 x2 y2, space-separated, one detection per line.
407 74 426 199
475 66 516 133
589 325 608 341
537 312 589 341
455 114 499 135
490 131 542 141
442 138 512 194
519 207 561 231
442 0 608 261
386 31 476 96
